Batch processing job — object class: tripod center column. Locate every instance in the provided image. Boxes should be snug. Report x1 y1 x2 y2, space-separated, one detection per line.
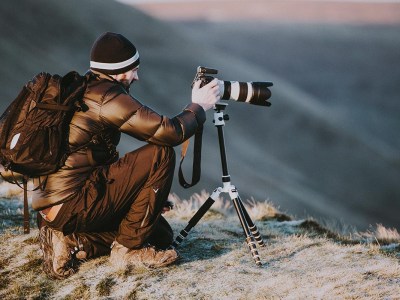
213 104 230 181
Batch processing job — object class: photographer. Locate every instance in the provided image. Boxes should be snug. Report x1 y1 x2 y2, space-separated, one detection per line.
35 32 220 279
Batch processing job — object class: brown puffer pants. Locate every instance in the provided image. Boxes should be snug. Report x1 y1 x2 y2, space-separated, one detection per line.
39 143 176 258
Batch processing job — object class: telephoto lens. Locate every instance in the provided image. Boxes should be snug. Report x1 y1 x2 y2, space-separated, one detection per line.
193 66 273 107
218 80 273 107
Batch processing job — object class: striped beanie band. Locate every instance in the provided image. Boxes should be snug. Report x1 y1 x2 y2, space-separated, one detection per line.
90 32 140 75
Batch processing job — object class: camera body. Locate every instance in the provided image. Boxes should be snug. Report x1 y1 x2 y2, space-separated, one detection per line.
192 66 273 107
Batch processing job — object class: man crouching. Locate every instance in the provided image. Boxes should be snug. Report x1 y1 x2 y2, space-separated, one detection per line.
34 32 220 279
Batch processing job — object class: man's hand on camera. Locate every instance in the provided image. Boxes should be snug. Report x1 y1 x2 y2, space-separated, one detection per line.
192 78 220 111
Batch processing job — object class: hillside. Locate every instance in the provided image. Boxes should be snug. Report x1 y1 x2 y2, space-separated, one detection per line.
1 194 400 299
0 0 399 231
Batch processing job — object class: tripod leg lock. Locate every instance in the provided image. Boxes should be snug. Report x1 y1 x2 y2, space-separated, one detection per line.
169 228 189 249
249 224 266 247
228 186 238 199
246 237 262 266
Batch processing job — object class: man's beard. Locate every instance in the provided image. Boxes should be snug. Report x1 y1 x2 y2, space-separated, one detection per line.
120 79 132 90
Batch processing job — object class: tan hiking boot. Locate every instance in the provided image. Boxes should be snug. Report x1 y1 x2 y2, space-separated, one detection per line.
110 241 180 268
39 226 87 279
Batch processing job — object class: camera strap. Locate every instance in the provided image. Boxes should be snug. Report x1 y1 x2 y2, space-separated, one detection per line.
178 125 203 189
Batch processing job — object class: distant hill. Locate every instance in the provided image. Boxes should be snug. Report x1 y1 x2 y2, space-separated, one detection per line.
0 0 399 230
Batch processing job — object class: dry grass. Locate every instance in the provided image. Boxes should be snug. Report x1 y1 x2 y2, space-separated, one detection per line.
357 224 400 244
167 191 229 220
167 191 283 221
1 193 399 299
0 181 23 199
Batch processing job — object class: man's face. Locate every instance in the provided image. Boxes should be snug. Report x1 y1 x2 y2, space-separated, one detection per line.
119 67 139 88
127 67 139 84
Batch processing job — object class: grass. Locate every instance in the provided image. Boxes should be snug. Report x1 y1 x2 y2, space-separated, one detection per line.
96 277 116 297
357 223 400 244
0 271 11 290
62 282 90 300
0 193 399 299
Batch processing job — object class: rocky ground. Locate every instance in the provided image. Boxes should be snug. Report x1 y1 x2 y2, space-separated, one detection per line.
1 193 399 299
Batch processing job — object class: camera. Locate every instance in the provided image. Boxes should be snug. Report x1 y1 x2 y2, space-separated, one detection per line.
192 66 273 107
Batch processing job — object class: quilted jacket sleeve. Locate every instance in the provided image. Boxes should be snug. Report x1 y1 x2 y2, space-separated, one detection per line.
99 89 206 147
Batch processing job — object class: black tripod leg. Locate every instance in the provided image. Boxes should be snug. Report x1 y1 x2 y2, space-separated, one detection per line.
237 196 265 247
231 197 262 266
169 194 216 249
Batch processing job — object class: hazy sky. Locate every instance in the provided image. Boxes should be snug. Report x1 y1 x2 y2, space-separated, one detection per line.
117 0 400 3
114 0 400 24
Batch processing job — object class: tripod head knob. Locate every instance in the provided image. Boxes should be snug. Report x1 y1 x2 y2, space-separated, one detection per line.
214 114 229 123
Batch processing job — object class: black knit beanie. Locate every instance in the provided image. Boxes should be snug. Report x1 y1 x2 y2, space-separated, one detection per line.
90 32 140 75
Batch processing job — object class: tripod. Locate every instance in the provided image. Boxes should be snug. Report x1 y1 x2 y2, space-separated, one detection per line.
170 103 265 266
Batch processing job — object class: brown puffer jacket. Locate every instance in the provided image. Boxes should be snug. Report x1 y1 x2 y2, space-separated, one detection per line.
32 71 206 210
